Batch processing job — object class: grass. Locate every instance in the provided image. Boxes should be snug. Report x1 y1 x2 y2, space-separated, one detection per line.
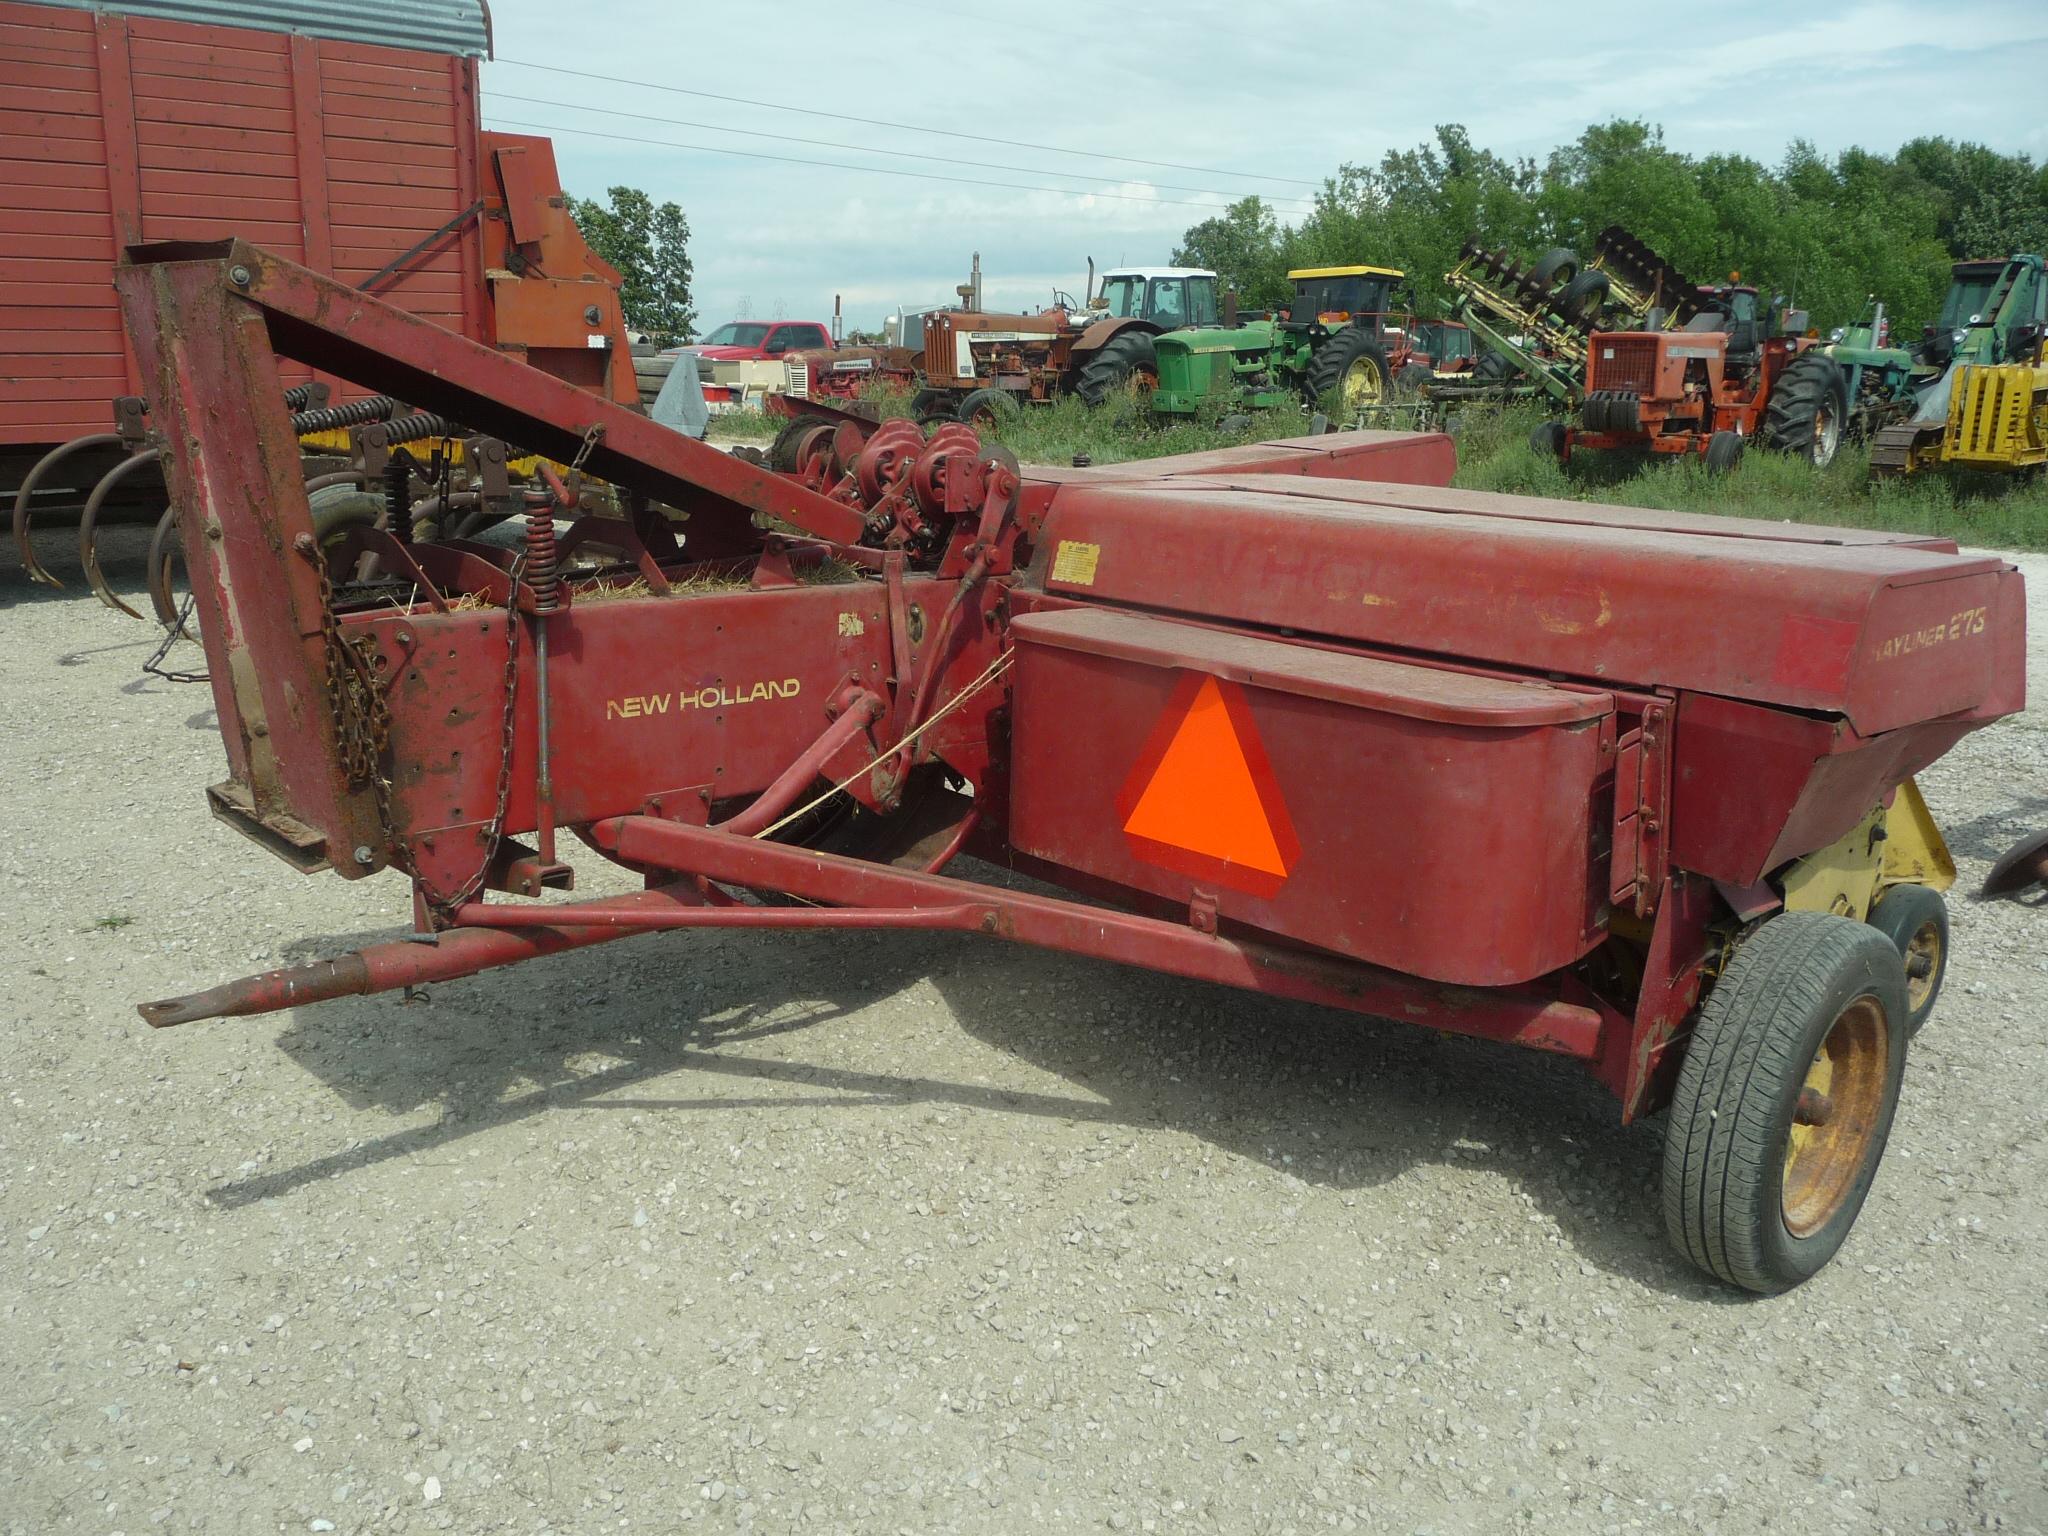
1448 402 2048 550
92 914 133 931
736 379 2047 550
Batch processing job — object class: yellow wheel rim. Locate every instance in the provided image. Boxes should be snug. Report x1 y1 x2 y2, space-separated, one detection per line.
1341 356 1384 410
1781 995 1889 1238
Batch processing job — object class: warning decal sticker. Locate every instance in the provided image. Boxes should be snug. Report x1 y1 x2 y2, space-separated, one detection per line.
1115 673 1301 899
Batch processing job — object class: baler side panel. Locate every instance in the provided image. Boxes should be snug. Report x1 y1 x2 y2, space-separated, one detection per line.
1007 609 1613 987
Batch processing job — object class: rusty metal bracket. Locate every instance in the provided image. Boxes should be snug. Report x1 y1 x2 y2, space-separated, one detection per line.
1609 700 1672 917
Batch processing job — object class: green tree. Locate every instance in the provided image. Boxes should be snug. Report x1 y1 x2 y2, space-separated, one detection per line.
571 185 697 343
1175 122 2048 337
1173 196 1291 309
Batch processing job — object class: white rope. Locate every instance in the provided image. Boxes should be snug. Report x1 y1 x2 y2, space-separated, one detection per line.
751 648 1015 841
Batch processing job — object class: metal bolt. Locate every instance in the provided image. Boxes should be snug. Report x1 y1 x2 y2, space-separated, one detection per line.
352 845 375 865
228 264 252 287
293 532 316 555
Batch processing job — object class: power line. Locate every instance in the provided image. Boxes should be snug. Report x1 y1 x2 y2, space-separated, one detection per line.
482 92 1321 212
484 115 1281 214
491 56 1319 190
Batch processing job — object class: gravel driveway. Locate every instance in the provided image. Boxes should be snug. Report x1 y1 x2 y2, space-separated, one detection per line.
4 532 2043 1536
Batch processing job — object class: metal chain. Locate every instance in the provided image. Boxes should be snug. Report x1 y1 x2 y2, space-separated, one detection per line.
313 542 527 922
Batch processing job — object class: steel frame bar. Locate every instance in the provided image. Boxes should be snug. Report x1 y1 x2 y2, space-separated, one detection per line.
589 815 1605 1059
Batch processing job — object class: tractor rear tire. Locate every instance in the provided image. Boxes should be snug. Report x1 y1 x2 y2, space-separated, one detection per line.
1529 420 1568 461
1764 351 1850 467
1661 912 1909 1293
1865 884 1948 1037
955 387 1018 430
1556 269 1612 326
1473 350 1520 384
1304 327 1391 412
1704 429 1745 473
1072 330 1158 406
1530 248 1581 292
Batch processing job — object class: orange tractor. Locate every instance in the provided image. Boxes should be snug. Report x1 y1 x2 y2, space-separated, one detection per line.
1533 285 1838 472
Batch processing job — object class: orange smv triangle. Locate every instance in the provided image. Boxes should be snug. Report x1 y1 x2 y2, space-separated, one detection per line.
1118 675 1299 899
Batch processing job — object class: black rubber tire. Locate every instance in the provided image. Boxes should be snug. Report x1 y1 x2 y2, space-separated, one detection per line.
768 413 836 473
1303 326 1391 410
1865 884 1949 1037
1071 330 1158 406
908 387 951 422
1556 268 1612 325
955 387 1017 430
1704 429 1745 473
1662 912 1909 1293
1530 248 1581 292
1763 350 1850 467
1473 349 1520 383
1398 361 1433 386
1529 420 1568 460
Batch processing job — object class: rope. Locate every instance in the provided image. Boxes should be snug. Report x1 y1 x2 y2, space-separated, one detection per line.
751 648 1014 842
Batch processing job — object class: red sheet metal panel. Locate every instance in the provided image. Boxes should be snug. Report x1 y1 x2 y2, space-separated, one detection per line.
0 8 122 428
1034 481 2022 737
0 0 482 446
1007 608 1613 987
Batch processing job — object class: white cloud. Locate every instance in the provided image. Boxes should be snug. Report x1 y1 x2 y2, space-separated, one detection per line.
482 0 2048 329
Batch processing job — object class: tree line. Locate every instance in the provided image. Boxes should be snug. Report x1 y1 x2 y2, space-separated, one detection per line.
1174 122 2048 334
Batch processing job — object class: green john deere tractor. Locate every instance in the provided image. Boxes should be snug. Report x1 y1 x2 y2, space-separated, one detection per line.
1149 264 1429 420
1854 254 2048 477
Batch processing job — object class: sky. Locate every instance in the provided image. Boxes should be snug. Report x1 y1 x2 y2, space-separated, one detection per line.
477 0 2048 335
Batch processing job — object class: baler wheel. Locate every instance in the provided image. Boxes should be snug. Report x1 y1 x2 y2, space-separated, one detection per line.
1662 913 1907 1293
1072 330 1158 407
1304 328 1390 412
1864 884 1948 1036
1703 430 1745 474
1763 351 1849 467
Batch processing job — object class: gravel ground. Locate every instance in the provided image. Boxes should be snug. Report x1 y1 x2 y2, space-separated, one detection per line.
3 529 2044 1536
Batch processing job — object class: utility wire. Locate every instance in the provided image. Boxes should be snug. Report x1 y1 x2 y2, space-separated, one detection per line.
485 115 1286 213
492 56 1318 190
482 92 1321 212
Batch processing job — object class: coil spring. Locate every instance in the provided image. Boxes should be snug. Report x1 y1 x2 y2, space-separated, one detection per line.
524 505 559 612
290 395 398 434
382 454 412 530
282 384 318 410
378 411 458 448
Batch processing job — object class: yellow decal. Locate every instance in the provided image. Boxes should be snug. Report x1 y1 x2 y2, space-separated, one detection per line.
1050 540 1101 586
606 678 801 719
1875 606 1987 662
837 612 866 638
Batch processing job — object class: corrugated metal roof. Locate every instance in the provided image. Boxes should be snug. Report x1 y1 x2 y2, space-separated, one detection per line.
36 0 491 58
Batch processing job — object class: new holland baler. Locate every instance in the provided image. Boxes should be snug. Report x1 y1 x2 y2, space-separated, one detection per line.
119 240 2024 1294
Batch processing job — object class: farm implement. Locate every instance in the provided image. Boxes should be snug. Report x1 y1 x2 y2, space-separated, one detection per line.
123 239 2024 1294
1431 226 1702 407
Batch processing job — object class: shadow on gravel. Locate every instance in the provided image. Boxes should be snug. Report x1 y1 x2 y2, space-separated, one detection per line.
1936 795 2048 862
211 905 1710 1299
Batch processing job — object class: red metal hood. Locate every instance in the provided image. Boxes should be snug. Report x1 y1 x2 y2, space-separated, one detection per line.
1030 476 2025 738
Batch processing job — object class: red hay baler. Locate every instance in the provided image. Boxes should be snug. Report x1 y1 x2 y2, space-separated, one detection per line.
121 240 2025 1294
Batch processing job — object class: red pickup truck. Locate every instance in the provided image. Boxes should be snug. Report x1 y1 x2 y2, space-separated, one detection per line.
679 319 835 362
